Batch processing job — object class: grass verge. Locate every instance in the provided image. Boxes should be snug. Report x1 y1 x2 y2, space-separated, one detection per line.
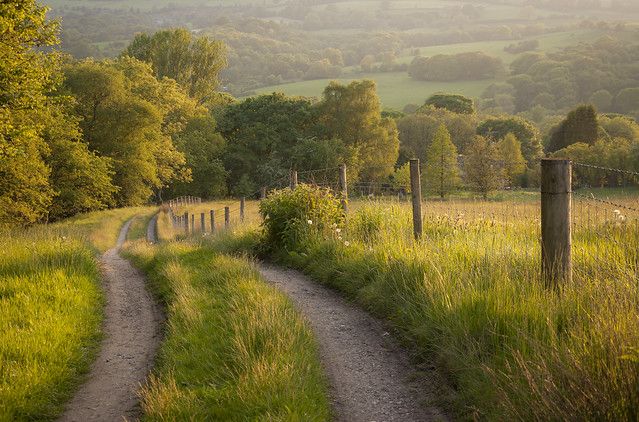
124 238 330 421
0 207 153 421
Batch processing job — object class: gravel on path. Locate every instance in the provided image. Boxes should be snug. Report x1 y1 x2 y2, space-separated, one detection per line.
258 264 447 422
59 219 163 422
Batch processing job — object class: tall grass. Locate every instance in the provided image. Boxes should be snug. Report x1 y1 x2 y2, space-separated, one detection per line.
0 207 153 421
230 191 639 420
124 239 330 421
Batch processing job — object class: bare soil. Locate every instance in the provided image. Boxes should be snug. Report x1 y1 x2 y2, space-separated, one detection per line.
258 264 448 422
59 219 163 422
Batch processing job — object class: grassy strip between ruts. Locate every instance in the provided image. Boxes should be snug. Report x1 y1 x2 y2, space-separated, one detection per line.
0 207 153 421
123 238 330 421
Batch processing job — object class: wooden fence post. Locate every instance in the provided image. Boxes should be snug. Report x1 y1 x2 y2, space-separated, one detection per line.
541 158 572 287
260 187 267 200
410 159 423 240
210 210 215 233
339 164 348 214
183 212 189 235
190 214 195 233
201 212 205 233
240 197 245 222
225 206 230 229
290 169 298 189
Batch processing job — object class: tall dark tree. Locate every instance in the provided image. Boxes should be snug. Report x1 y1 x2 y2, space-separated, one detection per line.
546 105 599 153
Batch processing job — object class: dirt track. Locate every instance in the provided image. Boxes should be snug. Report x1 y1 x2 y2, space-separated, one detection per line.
258 264 447 422
59 219 163 422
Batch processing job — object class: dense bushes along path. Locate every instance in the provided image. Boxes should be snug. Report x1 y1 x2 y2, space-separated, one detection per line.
59 219 163 422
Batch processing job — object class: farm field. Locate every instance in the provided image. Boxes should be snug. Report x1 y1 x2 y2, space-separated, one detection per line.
255 28 617 110
256 73 495 111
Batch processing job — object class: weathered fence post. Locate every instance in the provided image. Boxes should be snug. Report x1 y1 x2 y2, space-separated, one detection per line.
240 197 245 222
541 158 572 287
201 212 205 233
260 187 267 200
225 206 230 229
410 159 423 240
339 164 348 214
190 214 195 233
183 212 189 235
290 169 298 189
210 210 215 234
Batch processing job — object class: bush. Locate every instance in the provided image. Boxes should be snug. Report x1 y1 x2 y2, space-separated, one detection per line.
259 184 344 251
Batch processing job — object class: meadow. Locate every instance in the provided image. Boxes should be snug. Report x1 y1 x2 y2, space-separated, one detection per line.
0 207 153 421
167 186 639 419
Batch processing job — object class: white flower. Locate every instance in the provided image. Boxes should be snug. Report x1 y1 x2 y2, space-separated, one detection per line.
344 241 350 247
307 220 313 225
620 215 627 222
337 236 343 241
614 209 621 215
61 236 67 240
335 228 341 234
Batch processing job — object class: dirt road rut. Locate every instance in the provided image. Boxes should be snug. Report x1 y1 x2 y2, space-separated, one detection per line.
59 219 163 422
258 264 447 422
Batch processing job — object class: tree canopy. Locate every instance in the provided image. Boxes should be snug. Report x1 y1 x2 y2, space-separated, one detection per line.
124 29 227 103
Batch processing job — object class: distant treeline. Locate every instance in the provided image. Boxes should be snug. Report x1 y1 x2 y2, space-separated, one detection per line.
4 1 639 227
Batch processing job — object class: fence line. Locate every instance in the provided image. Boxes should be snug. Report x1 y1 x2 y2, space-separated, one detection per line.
162 160 639 289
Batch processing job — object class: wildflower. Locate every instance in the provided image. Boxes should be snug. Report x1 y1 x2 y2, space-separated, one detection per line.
335 228 341 234
332 223 337 229
307 219 313 225
61 236 67 241
614 209 621 216
344 241 350 247
337 236 343 241
620 215 627 222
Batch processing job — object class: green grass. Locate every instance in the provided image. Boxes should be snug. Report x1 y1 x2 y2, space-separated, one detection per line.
222 191 639 420
123 238 330 421
0 207 152 421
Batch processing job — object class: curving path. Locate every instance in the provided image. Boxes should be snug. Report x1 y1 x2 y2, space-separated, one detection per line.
258 264 448 422
59 219 163 422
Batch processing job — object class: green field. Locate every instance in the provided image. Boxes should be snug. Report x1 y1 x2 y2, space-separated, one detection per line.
255 28 617 111
256 73 495 111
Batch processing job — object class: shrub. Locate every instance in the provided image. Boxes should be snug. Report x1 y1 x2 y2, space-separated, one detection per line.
259 184 344 251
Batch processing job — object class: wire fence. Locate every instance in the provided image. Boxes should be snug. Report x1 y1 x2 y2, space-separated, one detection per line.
163 160 639 286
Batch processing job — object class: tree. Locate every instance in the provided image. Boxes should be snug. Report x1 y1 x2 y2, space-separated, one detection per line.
218 93 317 194
64 59 189 206
0 0 59 225
124 29 227 102
422 93 475 114
318 80 399 182
168 116 227 199
464 136 503 198
477 116 543 165
498 133 526 187
424 125 460 198
546 105 599 153
398 107 477 165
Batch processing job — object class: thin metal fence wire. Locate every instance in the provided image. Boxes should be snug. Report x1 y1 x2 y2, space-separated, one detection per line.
571 163 639 280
